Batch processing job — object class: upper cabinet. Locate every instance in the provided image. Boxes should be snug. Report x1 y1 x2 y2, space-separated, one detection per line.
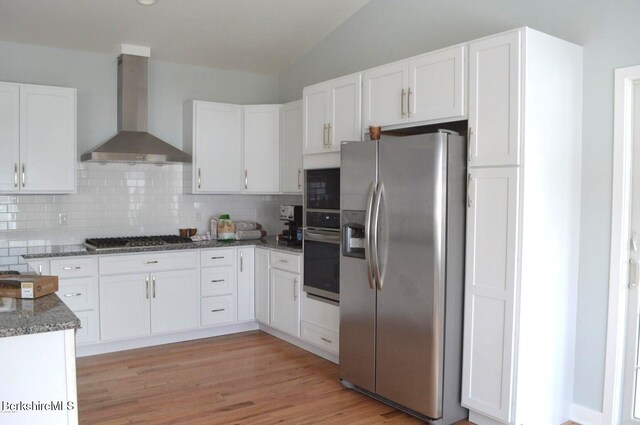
303 73 361 155
0 82 76 194
281 100 303 193
184 101 243 193
243 105 280 193
362 45 466 128
468 32 521 167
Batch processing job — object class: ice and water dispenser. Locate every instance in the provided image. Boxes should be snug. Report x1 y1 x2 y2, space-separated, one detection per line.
342 210 366 259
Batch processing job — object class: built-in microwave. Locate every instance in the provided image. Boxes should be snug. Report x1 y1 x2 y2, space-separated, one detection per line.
305 168 340 211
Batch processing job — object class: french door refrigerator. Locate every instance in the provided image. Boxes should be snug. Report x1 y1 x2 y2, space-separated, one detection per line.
340 130 467 424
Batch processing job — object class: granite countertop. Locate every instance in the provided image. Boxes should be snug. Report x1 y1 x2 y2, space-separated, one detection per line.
21 235 302 260
0 293 81 338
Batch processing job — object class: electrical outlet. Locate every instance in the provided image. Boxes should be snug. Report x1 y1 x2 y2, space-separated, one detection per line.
58 213 68 226
195 211 201 221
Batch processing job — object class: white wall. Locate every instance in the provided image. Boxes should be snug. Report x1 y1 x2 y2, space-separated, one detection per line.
0 40 280 156
277 0 640 412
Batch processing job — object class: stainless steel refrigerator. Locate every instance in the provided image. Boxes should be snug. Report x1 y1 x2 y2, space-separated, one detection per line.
340 130 467 424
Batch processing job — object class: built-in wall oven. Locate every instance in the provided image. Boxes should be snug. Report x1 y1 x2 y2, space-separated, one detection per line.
303 168 340 303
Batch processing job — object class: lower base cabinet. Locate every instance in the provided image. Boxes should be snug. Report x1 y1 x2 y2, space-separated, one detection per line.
201 294 237 326
269 268 300 337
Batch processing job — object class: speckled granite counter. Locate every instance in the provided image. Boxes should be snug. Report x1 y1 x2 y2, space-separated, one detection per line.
21 236 302 260
0 294 81 338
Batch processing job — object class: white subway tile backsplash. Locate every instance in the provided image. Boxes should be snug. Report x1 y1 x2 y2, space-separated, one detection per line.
0 162 301 271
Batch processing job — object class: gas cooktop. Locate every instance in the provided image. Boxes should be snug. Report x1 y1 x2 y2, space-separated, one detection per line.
84 235 194 251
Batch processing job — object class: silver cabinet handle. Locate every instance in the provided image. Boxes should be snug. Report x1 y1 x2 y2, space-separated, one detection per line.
468 127 473 161
145 260 158 264
64 293 82 297
323 124 327 148
62 266 81 271
145 277 149 299
320 337 332 344
630 259 639 288
152 276 156 298
364 182 376 290
211 308 225 313
240 252 243 272
467 174 472 208
401 89 406 118
210 279 225 283
244 169 248 190
13 163 18 188
407 87 412 117
210 256 224 260
279 258 289 263
38 265 42 275
327 123 332 148
297 169 302 190
293 278 298 300
198 168 202 189
21 163 25 187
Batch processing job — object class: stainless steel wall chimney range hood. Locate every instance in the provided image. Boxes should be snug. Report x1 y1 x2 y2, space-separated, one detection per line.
81 53 191 164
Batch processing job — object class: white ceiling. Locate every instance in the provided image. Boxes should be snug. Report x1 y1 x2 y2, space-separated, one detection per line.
0 0 370 75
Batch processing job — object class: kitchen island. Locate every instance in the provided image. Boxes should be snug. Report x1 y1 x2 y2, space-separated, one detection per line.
0 294 80 425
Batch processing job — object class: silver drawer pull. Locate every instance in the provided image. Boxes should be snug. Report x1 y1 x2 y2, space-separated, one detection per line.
279 259 289 263
210 279 225 283
64 293 83 297
211 308 225 313
320 337 332 344
62 266 82 271
145 260 159 264
210 256 224 260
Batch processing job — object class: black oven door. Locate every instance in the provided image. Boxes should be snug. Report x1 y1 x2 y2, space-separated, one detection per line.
306 168 340 210
303 230 340 302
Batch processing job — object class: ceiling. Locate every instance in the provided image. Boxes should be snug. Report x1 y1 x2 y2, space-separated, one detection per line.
0 0 370 75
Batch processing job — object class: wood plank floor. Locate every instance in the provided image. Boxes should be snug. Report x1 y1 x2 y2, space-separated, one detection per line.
76 331 580 424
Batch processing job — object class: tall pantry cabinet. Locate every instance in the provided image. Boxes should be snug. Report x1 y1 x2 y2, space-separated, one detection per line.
462 28 583 425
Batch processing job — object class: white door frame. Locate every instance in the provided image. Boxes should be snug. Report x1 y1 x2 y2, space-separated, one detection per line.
606 64 640 425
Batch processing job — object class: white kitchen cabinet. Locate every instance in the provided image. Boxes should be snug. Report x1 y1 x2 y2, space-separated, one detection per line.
255 248 270 325
462 28 582 425
303 73 361 155
0 82 76 194
301 292 339 355
237 247 255 322
243 105 280 193
150 269 199 334
281 100 303 193
183 101 243 193
99 273 151 341
269 268 300 337
468 32 521 167
362 45 465 129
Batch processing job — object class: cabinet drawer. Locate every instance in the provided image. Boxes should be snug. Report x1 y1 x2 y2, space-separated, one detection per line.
75 310 99 345
57 277 97 311
301 321 339 354
270 251 300 273
200 249 235 268
201 266 236 297
50 257 96 278
201 295 237 327
99 251 197 275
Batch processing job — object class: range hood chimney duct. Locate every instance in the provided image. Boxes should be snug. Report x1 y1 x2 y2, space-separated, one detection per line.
81 52 191 164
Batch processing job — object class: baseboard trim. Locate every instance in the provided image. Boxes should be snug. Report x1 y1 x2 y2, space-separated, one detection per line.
571 403 603 425
259 323 339 364
76 322 259 357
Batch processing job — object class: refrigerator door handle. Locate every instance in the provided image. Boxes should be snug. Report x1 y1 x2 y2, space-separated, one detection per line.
372 181 385 290
364 182 377 290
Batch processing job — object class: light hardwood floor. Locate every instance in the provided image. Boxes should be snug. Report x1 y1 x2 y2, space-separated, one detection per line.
76 331 579 424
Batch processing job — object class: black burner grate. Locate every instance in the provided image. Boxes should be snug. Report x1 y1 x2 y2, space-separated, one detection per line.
85 235 193 250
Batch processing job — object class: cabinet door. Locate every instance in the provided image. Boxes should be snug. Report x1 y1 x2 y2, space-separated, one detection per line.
20 85 76 193
408 45 466 123
194 102 242 192
237 247 255 322
270 268 300 337
328 73 362 151
243 105 280 193
0 83 20 192
468 31 522 167
462 167 519 423
99 273 150 341
362 61 409 128
281 100 303 193
255 248 270 324
303 82 329 155
150 269 199 334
